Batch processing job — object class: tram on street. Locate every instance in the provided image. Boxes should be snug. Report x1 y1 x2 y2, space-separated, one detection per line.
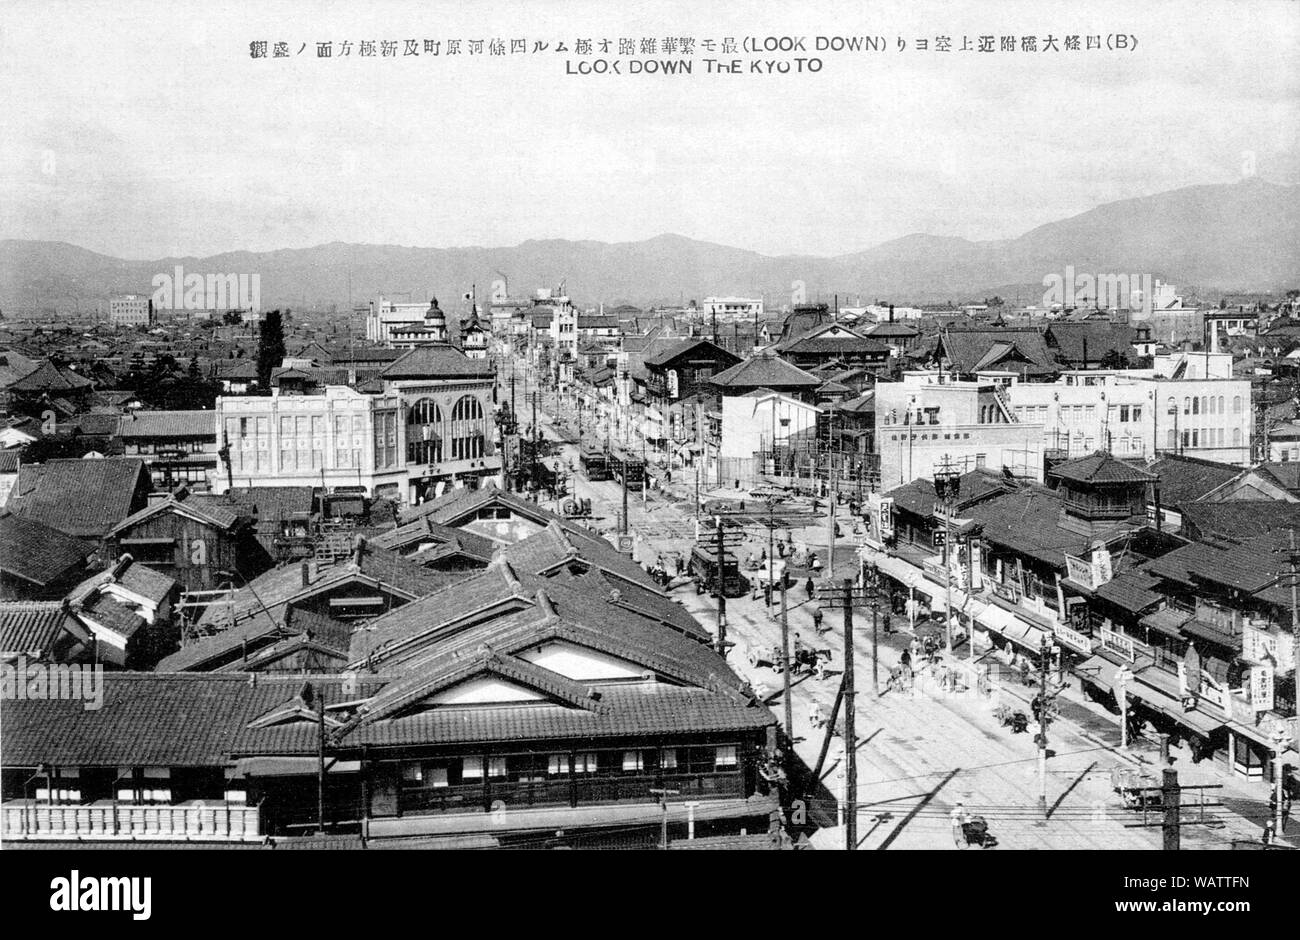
609 448 645 492
579 446 611 481
689 543 747 598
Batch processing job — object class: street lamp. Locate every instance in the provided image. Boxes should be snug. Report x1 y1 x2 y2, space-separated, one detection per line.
932 455 960 657
1271 725 1290 839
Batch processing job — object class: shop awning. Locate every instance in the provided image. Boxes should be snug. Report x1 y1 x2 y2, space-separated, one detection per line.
1140 607 1192 639
975 602 1051 651
1126 682 1226 737
869 553 923 590
1075 654 1123 693
231 757 362 777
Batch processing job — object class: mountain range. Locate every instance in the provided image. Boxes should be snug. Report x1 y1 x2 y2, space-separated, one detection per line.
2 179 1296 316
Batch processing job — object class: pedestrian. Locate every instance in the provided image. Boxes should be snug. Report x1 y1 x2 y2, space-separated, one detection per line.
805 577 816 600
763 583 773 607
883 611 893 635
811 553 823 572
812 607 824 633
900 647 912 673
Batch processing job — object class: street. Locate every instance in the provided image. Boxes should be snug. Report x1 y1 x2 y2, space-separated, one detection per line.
508 350 1280 850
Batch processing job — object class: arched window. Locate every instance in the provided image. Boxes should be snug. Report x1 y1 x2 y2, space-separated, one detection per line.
1192 397 1199 415
406 398 442 464
1233 396 1242 414
449 395 486 460
1233 428 1242 446
1183 397 1191 415
1218 396 1225 414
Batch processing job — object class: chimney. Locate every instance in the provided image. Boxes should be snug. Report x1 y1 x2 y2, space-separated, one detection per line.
353 534 366 567
1152 482 1162 534
300 560 311 587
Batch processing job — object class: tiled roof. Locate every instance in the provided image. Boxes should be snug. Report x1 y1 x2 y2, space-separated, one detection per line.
69 555 177 607
0 673 367 767
7 359 93 392
78 591 146 640
116 410 216 439
1143 532 1294 607
195 544 454 632
110 493 244 536
965 485 1140 569
1177 501 1300 541
0 450 19 473
1044 322 1137 366
0 601 80 655
1050 451 1157 485
8 457 150 538
380 345 494 379
352 682 771 747
644 338 739 369
1094 567 1165 614
1128 454 1240 506
935 328 1057 376
710 355 821 389
0 512 92 586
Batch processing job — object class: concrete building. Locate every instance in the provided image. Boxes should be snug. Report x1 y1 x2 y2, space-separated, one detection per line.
366 295 436 344
717 389 820 487
702 296 764 320
1004 355 1253 467
109 294 153 328
214 385 407 498
875 371 1046 489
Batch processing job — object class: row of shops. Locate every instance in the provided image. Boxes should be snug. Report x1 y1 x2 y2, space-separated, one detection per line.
859 538 1297 787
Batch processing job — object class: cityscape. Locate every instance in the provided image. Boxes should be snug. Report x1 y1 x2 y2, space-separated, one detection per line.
1 0 1299 869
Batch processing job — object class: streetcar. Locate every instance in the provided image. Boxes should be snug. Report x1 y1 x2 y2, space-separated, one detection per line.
689 543 747 598
579 446 611 481
609 448 645 492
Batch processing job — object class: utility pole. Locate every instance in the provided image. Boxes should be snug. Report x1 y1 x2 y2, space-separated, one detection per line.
780 576 792 742
714 516 727 656
1037 636 1050 818
650 787 679 849
531 391 539 493
316 683 326 833
1162 768 1181 851
621 454 630 535
842 576 857 849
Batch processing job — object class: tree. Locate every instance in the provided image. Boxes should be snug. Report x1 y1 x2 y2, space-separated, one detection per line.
188 355 201 380
256 310 285 390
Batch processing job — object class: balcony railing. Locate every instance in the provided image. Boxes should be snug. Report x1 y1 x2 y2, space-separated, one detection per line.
2 799 262 842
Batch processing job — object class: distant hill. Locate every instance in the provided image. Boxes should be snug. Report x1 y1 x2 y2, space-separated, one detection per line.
2 179 1296 315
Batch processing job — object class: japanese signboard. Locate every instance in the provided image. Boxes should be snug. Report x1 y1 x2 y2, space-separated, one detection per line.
1250 665 1275 713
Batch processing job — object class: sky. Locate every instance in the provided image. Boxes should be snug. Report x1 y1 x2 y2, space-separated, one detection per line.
1 0 1297 260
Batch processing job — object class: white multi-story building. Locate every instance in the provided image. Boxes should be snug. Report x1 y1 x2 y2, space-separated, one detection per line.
702 296 764 320
215 345 501 505
875 371 1046 489
109 294 153 328
1002 352 1252 466
366 294 436 344
214 385 407 496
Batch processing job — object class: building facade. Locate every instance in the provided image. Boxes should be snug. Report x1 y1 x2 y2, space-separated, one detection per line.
110 294 153 328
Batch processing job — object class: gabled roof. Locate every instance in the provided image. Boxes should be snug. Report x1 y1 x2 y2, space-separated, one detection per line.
643 338 741 370
710 354 821 390
8 457 150 538
935 328 1057 377
195 543 454 631
110 492 245 536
